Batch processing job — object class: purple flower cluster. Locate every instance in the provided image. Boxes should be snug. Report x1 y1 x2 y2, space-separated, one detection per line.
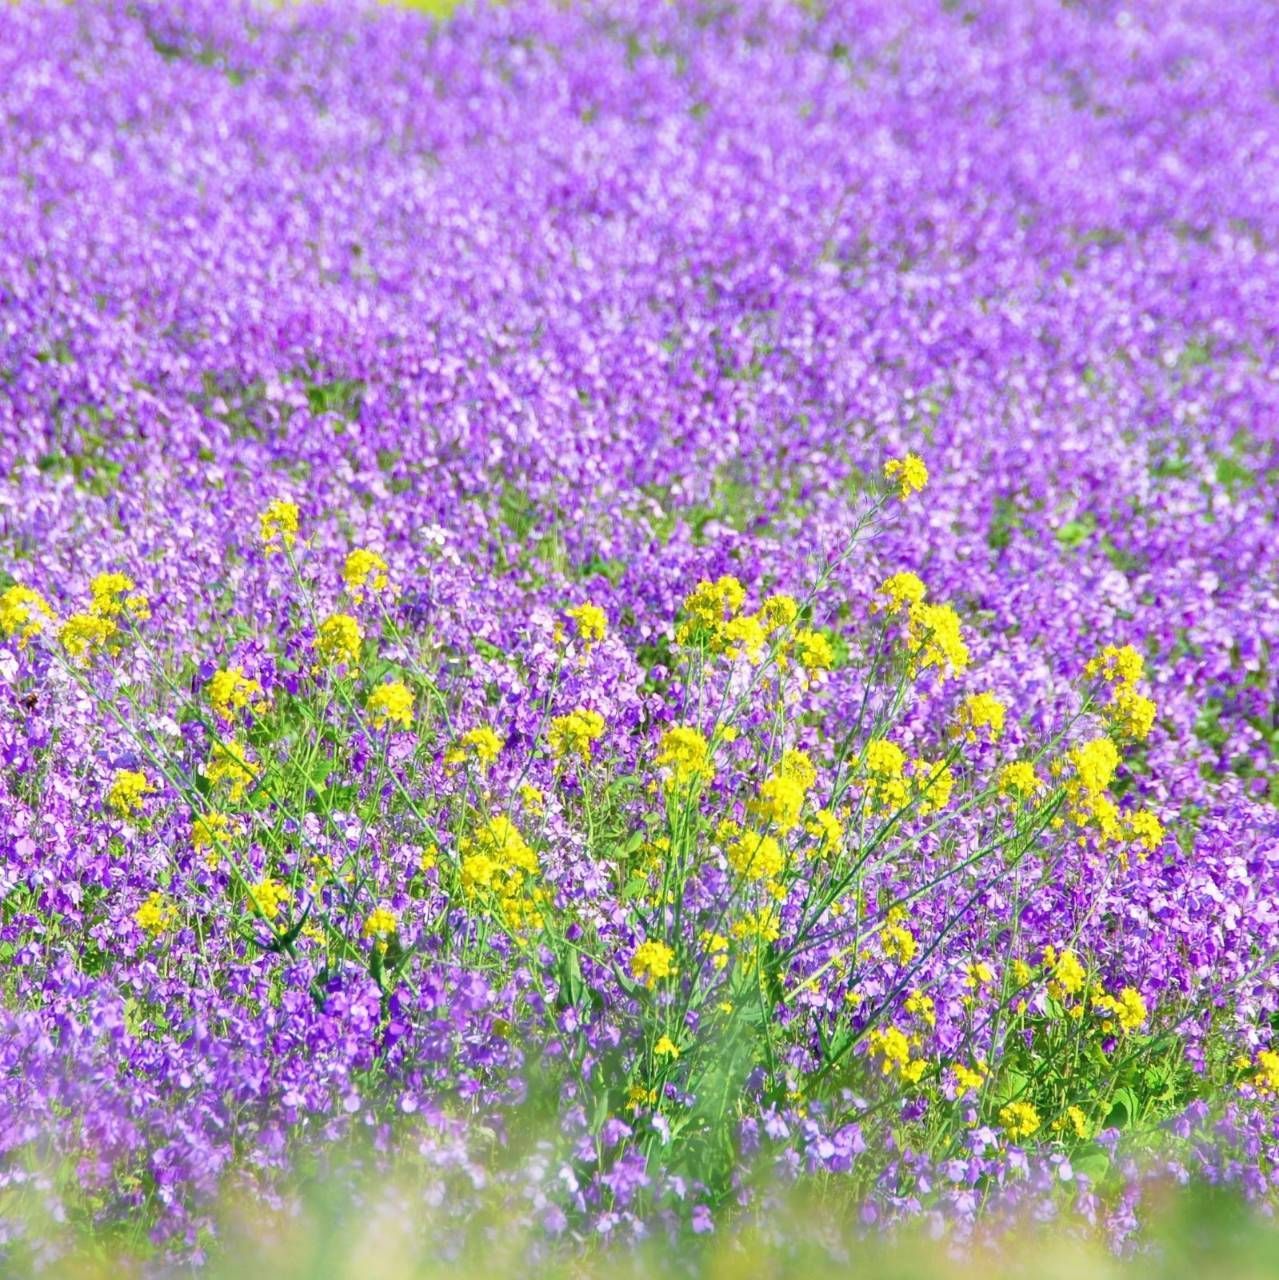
1 0 1278 1266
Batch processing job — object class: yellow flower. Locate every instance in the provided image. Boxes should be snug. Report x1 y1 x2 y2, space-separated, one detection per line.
699 930 729 971
518 782 545 813
1047 947 1086 999
1055 1106 1091 1139
259 499 299 554
793 628 834 672
192 812 233 855
996 761 1041 802
905 990 936 1027
912 758 954 814
655 725 713 790
548 708 605 762
1253 1050 1279 1094
314 613 362 669
250 878 289 922
867 1025 926 1083
749 773 806 834
1068 737 1120 795
206 667 267 721
59 612 116 664
107 769 152 818
1000 1100 1041 1141
1085 644 1144 687
953 1061 986 1098
957 691 1005 742
675 576 746 646
881 910 917 965
135 891 177 938
724 829 786 883
630 939 677 989
1094 986 1147 1034
760 594 799 631
0 584 56 648
89 572 149 622
865 739 909 813
1108 685 1157 741
906 601 969 677
778 749 817 790
716 613 767 663
653 1034 680 1059
884 453 928 500
875 571 927 615
205 740 258 803
447 726 504 768
343 548 390 602
565 602 607 648
1127 810 1164 853
804 808 844 855
366 680 413 730
458 817 542 928
362 905 398 944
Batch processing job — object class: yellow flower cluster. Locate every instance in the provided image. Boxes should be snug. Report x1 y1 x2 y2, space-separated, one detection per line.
192 812 233 859
630 939 677 989
89 572 150 622
1094 985 1148 1034
459 816 544 930
864 738 908 813
207 667 267 721
1252 1049 1279 1094
1043 945 1086 1001
722 822 786 884
548 708 606 762
1087 643 1157 742
446 726 504 769
135 891 178 938
956 691 1005 742
867 1025 926 1083
259 499 299 554
314 613 362 669
59 612 117 664
205 740 258 803
996 760 1042 803
875 572 968 678
911 757 954 815
366 680 413 730
362 905 398 947
655 725 713 790
999 1100 1041 1140
953 1061 987 1099
0 583 56 649
883 452 929 500
343 548 391 602
565 602 607 649
675 577 831 672
251 877 289 921
107 769 152 818
881 907 917 965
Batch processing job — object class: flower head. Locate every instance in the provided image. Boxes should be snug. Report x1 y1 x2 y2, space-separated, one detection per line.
1 584 56 648
344 548 390 602
314 614 362 669
630 939 677 988
259 500 299 554
367 680 413 731
565 602 607 649
107 769 152 818
548 708 606 762
884 453 929 500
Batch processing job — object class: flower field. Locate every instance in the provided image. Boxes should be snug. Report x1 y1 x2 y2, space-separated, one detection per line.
1 0 1278 1272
